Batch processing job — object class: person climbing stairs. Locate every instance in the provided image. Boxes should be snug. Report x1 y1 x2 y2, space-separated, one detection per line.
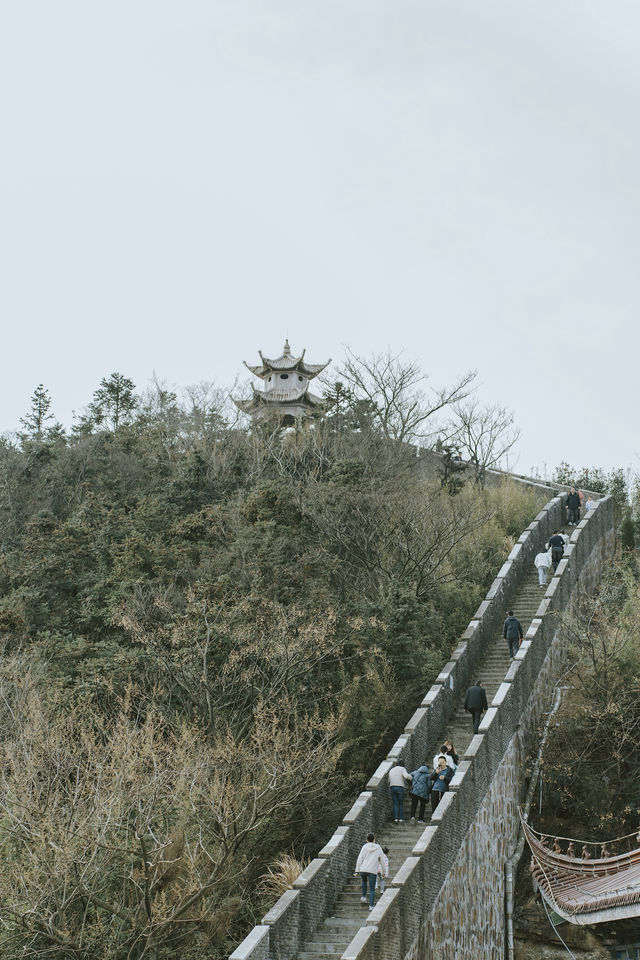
293 526 571 960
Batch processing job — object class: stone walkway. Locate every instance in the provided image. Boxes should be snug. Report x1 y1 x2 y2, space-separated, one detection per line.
295 536 564 959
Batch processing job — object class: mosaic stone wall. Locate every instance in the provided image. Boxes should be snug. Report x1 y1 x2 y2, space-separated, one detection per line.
423 548 607 960
229 497 614 960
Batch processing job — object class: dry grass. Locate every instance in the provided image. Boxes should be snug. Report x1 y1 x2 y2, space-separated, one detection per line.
258 854 309 899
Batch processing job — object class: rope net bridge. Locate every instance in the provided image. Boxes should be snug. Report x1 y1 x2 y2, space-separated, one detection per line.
522 814 640 925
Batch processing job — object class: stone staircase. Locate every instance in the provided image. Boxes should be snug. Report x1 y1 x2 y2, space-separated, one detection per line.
294 533 566 960
298 818 426 959
446 554 553 750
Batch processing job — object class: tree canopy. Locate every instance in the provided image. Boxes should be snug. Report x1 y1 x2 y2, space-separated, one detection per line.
0 366 547 958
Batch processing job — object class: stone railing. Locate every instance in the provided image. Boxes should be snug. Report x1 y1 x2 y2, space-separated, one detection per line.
229 494 615 960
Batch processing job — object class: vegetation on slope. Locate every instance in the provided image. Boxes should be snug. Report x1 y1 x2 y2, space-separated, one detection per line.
0 371 544 959
536 552 640 844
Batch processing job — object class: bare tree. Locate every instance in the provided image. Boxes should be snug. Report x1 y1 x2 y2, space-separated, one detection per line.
117 596 348 739
0 661 341 960
304 474 495 600
540 565 640 836
445 400 520 486
331 348 476 444
183 379 240 433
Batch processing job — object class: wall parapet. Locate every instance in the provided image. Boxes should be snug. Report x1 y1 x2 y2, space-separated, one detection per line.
228 494 615 960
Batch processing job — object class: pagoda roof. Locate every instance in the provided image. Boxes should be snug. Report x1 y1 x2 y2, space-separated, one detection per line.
244 340 330 380
235 384 325 414
522 814 640 925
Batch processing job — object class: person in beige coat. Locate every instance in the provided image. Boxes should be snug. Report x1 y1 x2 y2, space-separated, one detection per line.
355 834 385 910
388 762 412 823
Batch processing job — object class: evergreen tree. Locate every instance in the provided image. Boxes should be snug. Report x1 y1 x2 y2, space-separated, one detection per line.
0 362 550 957
439 442 466 495
384 584 423 684
552 463 629 521
607 468 629 516
18 384 63 444
620 511 635 551
80 372 137 432
323 381 356 417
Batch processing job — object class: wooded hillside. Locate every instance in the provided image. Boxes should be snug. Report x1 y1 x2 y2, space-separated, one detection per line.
0 374 544 959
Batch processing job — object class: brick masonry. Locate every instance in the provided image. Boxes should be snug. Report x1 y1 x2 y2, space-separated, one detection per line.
228 494 615 960
410 532 613 959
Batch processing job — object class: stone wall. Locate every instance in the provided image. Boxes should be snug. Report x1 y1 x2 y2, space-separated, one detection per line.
424 623 564 958
229 495 615 960
422 522 613 958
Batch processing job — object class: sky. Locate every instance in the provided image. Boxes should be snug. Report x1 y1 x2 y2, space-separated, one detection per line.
1 1 639 477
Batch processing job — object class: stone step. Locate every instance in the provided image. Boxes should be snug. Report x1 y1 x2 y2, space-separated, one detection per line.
309 920 360 933
291 525 574 958
321 918 363 932
299 952 351 959
337 891 385 902
379 839 426 848
299 951 358 960
330 906 375 919
379 829 429 837
302 940 355 953
383 843 425 853
329 911 374 922
384 818 429 827
358 842 422 853
304 931 356 946
303 944 353 954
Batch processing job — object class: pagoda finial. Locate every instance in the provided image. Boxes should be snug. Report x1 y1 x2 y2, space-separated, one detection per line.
283 339 291 356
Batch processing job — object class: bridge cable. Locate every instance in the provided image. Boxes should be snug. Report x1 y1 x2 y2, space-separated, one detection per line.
541 893 577 960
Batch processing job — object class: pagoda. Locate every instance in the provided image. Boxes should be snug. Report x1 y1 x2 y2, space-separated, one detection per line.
236 340 331 426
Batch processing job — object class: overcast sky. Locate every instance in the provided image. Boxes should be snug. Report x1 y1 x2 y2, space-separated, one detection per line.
1 1 638 476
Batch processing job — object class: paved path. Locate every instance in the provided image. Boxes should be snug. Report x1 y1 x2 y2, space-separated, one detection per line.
295 534 565 959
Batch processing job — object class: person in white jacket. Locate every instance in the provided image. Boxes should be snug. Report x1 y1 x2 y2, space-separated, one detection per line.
388 763 412 823
534 547 552 587
355 834 385 910
432 747 457 771
376 846 390 894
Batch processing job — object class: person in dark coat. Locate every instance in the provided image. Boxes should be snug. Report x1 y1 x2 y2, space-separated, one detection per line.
443 739 459 766
567 488 581 526
503 610 523 659
464 681 488 733
430 755 454 812
547 531 565 571
408 763 431 822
